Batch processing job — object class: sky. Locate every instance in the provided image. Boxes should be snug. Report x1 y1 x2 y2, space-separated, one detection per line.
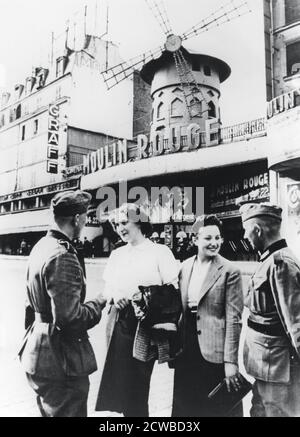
0 0 266 125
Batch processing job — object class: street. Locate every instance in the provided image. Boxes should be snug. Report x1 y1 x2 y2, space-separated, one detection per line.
0 256 252 417
0 256 174 417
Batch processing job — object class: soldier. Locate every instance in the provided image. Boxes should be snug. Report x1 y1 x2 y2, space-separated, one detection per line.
240 202 300 417
19 190 105 417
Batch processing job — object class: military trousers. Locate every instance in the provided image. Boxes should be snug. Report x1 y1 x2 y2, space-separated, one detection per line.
250 359 300 417
26 373 90 417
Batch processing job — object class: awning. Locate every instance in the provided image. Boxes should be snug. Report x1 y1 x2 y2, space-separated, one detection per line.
81 135 268 191
0 209 51 235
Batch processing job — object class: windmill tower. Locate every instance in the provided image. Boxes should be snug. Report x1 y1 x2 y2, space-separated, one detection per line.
101 0 250 141
140 48 230 138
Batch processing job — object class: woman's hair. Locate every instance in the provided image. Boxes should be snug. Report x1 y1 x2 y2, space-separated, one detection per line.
109 203 152 236
191 214 223 236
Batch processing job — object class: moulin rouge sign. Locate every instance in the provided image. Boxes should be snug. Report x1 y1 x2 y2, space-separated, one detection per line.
83 119 219 175
267 88 300 119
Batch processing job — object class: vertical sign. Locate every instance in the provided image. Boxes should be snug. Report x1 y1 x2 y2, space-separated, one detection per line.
47 103 60 173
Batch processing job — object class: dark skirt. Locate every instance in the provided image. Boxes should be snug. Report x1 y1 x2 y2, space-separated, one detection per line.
172 309 243 417
95 305 155 417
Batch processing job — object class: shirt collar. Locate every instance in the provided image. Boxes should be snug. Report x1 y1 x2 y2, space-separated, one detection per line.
259 239 287 262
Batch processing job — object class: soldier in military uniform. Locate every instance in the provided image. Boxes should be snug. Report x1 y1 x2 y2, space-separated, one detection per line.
19 190 105 417
240 203 300 417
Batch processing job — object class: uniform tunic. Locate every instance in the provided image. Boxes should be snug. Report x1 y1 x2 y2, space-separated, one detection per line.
19 229 103 417
244 239 300 417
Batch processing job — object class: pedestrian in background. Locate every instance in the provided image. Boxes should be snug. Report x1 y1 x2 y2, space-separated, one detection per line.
95 203 179 417
240 203 300 417
83 236 92 258
18 190 105 417
172 214 244 417
174 231 189 262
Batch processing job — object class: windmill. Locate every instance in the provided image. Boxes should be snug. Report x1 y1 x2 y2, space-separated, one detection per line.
101 0 251 120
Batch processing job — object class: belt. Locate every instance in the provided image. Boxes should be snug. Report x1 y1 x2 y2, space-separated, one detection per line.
34 312 53 323
248 319 286 337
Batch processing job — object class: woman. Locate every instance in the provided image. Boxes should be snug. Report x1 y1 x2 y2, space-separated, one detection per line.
95 203 179 417
172 214 244 417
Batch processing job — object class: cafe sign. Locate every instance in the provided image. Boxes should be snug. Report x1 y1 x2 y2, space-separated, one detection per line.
0 179 79 204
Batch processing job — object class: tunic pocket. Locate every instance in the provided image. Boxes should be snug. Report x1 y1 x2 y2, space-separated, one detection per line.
243 330 290 383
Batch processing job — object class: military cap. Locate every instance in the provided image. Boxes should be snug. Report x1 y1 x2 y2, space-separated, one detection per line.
176 231 187 239
51 190 92 216
239 202 282 223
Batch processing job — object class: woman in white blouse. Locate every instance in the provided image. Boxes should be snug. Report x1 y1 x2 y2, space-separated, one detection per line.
172 215 244 417
95 203 179 417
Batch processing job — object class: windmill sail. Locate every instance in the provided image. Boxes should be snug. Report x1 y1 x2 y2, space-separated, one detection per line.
145 0 173 36
102 45 164 89
101 0 250 90
181 0 250 41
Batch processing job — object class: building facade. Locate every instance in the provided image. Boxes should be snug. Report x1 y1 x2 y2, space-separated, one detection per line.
0 34 151 254
264 0 300 258
81 46 268 261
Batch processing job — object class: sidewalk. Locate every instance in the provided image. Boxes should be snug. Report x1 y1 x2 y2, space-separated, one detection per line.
0 256 255 417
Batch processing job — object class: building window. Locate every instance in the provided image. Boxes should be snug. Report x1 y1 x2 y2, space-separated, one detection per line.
16 104 22 119
208 101 216 118
33 119 39 135
56 57 66 78
190 98 202 117
2 203 10 213
9 107 16 123
285 0 300 26
21 124 26 141
172 87 183 94
23 197 36 210
286 40 300 76
192 59 201 72
157 102 164 119
204 65 211 76
39 195 51 208
12 201 19 212
170 98 183 117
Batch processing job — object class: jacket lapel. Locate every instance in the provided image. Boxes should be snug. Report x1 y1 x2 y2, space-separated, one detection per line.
197 255 223 304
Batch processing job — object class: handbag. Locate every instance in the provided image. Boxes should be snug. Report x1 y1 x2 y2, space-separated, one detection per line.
207 373 252 416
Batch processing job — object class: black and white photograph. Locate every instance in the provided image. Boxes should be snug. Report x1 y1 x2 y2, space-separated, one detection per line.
0 0 300 419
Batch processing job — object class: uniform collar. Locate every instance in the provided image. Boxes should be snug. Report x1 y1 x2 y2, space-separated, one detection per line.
259 239 287 262
48 228 73 245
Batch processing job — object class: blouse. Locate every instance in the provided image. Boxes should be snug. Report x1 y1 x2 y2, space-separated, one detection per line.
102 239 179 301
187 257 211 308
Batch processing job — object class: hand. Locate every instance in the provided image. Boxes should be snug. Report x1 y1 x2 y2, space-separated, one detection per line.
224 363 243 392
114 297 130 311
95 294 107 309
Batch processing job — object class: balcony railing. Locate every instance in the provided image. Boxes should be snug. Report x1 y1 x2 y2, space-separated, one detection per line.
220 117 266 143
148 117 267 152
